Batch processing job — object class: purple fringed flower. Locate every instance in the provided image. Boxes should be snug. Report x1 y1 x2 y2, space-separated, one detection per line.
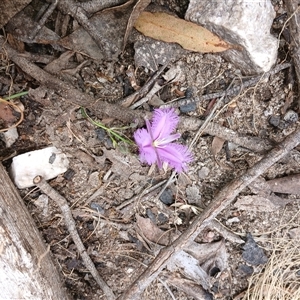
134 108 193 173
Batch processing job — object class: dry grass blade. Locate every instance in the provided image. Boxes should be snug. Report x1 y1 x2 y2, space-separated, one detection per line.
123 0 151 51
243 218 300 300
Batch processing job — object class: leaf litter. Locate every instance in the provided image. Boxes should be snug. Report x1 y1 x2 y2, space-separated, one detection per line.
1 1 300 299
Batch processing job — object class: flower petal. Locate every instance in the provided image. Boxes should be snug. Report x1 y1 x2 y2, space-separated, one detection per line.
134 128 157 165
157 143 193 173
134 128 151 148
151 108 179 140
139 145 157 165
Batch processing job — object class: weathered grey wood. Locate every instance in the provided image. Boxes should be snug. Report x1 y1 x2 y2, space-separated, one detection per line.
286 0 300 107
0 163 70 299
0 0 31 28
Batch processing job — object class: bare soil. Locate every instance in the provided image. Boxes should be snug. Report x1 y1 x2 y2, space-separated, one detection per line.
1 1 300 299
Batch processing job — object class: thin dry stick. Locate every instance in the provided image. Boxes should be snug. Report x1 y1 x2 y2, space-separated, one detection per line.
162 63 291 108
29 0 59 40
79 0 126 14
57 0 118 57
0 37 274 153
33 176 116 300
120 62 169 107
286 1 300 107
118 126 300 300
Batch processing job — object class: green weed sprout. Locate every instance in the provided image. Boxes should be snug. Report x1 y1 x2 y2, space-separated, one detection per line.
81 107 135 149
4 91 28 100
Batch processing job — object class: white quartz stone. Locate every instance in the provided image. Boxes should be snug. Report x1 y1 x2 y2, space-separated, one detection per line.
10 147 69 188
185 0 278 74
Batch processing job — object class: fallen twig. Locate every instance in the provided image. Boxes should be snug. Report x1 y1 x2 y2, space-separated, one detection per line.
120 62 169 107
118 126 300 300
57 0 118 57
0 36 144 126
29 0 59 40
33 176 116 300
162 63 291 108
286 1 300 107
0 36 274 153
79 0 126 15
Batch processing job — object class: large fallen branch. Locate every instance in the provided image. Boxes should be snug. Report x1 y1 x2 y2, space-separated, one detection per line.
0 164 70 299
118 126 300 300
0 37 274 153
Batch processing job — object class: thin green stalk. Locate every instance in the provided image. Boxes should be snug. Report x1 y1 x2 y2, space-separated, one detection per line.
4 91 28 100
81 107 134 148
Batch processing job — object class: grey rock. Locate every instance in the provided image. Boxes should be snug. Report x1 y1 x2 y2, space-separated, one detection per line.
185 0 278 74
283 110 298 124
186 185 201 204
134 37 185 71
197 166 210 179
242 233 268 266
159 188 174 205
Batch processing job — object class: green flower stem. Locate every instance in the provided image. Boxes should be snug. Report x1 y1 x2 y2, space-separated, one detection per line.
4 91 28 100
81 107 134 147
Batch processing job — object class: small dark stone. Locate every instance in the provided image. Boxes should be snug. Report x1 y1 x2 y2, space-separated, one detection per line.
95 128 114 148
185 87 194 98
268 115 280 127
179 102 197 113
159 188 174 205
48 152 56 164
66 258 81 270
146 208 157 224
238 264 254 276
157 213 168 224
242 233 268 266
90 202 105 214
95 128 108 141
63 168 75 180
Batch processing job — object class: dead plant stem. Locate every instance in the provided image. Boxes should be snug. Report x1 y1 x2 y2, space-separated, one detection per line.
33 176 116 300
118 126 300 300
162 63 291 109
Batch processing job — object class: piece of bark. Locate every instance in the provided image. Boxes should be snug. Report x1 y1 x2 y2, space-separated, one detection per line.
57 0 120 58
118 127 300 299
286 0 300 107
0 0 31 28
0 163 70 299
266 173 300 194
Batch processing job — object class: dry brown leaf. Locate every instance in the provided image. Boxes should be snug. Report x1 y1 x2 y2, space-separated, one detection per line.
211 136 225 157
0 101 17 126
136 215 171 246
134 11 231 53
123 0 151 51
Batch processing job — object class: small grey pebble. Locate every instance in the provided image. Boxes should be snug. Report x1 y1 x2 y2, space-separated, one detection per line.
242 233 268 266
157 213 168 224
238 264 254 276
198 166 210 179
284 110 298 124
268 115 280 127
146 208 157 224
179 102 197 113
90 202 105 214
63 168 75 180
159 188 174 205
